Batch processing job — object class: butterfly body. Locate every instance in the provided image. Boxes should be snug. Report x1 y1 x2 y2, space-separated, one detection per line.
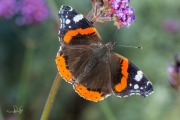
56 5 153 102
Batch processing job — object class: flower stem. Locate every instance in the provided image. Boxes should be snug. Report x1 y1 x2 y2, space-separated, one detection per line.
40 73 62 120
16 39 35 120
86 8 94 21
99 100 116 120
97 17 112 22
163 89 180 120
0 107 4 120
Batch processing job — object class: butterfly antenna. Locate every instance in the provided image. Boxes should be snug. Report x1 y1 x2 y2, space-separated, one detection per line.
117 45 142 49
112 29 141 49
112 28 118 42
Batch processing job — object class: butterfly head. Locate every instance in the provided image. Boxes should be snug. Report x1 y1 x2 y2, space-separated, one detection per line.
106 42 116 51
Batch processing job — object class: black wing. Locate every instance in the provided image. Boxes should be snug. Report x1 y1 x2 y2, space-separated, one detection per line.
58 5 102 45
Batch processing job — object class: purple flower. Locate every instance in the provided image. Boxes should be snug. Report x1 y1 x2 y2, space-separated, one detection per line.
107 0 136 28
167 55 180 89
91 0 136 29
163 19 180 33
16 0 50 25
6 115 15 120
0 0 18 19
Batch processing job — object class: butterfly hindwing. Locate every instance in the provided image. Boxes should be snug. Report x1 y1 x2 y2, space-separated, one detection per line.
110 52 153 97
73 61 112 102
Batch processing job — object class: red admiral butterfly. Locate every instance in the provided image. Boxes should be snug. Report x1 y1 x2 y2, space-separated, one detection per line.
56 5 153 102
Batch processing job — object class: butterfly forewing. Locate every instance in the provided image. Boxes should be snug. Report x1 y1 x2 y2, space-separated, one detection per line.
58 5 102 45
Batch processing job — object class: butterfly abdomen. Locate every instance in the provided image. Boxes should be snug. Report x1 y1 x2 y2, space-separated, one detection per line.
84 57 98 73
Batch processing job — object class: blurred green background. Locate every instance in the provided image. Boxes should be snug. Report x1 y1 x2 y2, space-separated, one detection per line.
1 0 180 120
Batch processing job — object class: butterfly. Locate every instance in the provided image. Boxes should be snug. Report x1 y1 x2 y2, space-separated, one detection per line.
55 5 153 102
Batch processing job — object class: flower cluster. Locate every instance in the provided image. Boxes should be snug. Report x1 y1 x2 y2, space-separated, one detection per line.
0 0 18 19
16 0 50 25
0 0 50 25
91 0 136 29
167 55 180 89
106 0 136 28
163 19 180 33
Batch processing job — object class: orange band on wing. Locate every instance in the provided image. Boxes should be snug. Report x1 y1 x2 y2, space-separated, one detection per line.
115 57 129 92
64 27 96 43
55 52 73 83
74 83 104 102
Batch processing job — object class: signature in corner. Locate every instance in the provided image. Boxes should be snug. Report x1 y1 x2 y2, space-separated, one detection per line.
6 105 23 114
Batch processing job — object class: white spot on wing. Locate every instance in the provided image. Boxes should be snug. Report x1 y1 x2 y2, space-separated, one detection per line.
73 14 83 23
145 91 154 97
60 19 62 28
147 81 152 86
134 84 139 89
130 93 135 96
59 6 63 13
59 46 62 52
134 70 143 82
130 89 140 93
69 6 73 11
117 96 122 98
129 83 132 86
105 94 111 98
123 95 128 98
66 19 71 24
69 26 71 28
